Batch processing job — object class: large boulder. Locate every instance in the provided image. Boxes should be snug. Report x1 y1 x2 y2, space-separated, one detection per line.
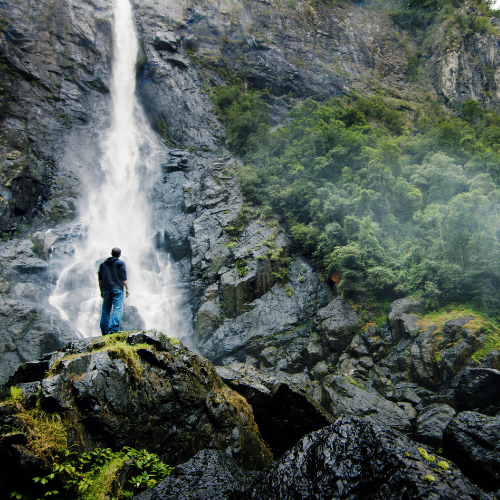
454 368 500 411
443 411 500 492
134 450 251 500
243 415 490 499
314 298 360 355
415 404 456 449
388 297 425 341
379 316 483 390
217 364 333 457
321 375 413 436
4 332 272 472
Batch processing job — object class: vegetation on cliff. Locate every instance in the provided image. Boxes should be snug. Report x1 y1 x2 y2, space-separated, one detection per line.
213 69 500 319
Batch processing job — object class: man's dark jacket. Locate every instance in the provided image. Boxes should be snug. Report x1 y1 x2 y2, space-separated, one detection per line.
98 257 127 291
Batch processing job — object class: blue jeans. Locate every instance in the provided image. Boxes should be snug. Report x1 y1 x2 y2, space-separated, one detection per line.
100 289 124 335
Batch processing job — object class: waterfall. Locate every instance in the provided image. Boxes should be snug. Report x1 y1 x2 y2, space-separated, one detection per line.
49 0 182 338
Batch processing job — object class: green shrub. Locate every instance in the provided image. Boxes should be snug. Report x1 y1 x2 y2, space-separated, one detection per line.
236 259 250 277
210 76 500 316
212 80 270 155
30 447 173 500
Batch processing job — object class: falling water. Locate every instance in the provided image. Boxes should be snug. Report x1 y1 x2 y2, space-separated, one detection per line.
49 0 182 338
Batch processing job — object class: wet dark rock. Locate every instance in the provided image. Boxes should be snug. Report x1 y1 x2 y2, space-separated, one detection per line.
379 316 480 390
442 317 476 336
217 364 333 457
195 300 222 344
161 150 190 174
163 56 189 70
0 432 27 446
439 335 479 383
393 383 422 405
372 376 396 399
0 239 49 274
480 349 500 370
163 216 193 261
0 431 46 497
243 415 490 500
120 305 146 332
314 298 360 357
134 450 252 500
443 411 500 492
482 406 500 417
8 331 272 470
415 403 456 449
454 368 500 411
397 402 418 423
199 258 333 370
416 392 457 411
321 375 413 436
189 154 243 281
388 297 425 341
0 292 78 385
7 359 50 386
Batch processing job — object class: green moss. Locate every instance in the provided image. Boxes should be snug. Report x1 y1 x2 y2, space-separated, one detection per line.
285 286 293 298
3 394 68 466
432 352 442 363
345 375 364 389
423 474 435 482
9 386 23 403
418 447 436 462
416 308 474 332
47 334 157 380
472 330 500 361
437 460 449 470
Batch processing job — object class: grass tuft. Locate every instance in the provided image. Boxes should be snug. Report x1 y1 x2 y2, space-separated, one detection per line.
80 454 124 500
415 308 476 332
14 404 68 465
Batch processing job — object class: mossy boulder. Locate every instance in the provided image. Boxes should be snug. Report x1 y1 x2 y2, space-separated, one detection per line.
0 331 272 497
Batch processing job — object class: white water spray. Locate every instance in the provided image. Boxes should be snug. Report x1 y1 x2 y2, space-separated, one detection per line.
49 0 182 338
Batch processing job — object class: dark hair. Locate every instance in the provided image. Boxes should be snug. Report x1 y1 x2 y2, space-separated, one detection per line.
111 247 121 257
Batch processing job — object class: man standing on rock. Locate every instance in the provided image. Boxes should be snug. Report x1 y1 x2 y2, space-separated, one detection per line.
98 247 130 335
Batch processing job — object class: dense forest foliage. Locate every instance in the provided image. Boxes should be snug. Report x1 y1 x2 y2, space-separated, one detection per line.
213 76 500 317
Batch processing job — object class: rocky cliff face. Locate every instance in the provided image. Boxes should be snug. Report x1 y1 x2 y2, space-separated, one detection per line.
0 1 498 380
2 0 500 385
